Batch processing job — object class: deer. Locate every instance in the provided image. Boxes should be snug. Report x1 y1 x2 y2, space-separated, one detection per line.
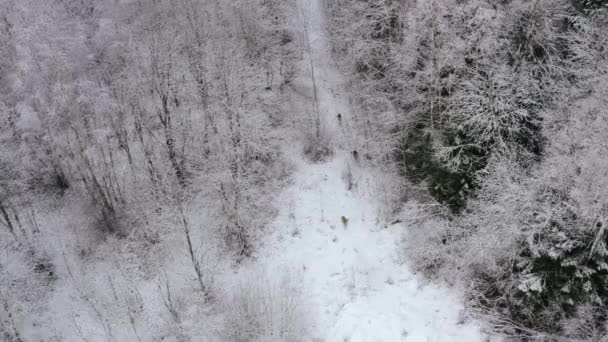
341 216 349 228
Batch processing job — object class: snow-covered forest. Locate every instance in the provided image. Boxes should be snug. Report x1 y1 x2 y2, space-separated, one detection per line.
1 0 607 341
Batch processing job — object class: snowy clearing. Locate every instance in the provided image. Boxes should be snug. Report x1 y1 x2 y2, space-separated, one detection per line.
248 0 487 340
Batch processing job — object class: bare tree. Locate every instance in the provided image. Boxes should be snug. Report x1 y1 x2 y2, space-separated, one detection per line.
66 127 126 234
180 0 217 147
176 199 213 298
148 35 189 187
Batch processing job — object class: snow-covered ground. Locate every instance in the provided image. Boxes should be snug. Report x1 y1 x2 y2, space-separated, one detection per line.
258 153 485 341
248 0 488 340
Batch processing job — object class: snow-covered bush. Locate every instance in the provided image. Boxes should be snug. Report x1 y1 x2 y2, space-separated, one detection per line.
328 0 608 338
303 132 333 163
507 0 562 67
577 0 608 16
0 238 55 342
436 64 544 173
407 94 608 338
221 267 308 341
327 0 596 211
470 144 608 337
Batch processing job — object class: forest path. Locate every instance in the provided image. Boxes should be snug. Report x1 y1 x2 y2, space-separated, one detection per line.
254 0 487 340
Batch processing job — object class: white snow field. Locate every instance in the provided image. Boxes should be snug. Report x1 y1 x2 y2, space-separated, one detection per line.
249 0 489 340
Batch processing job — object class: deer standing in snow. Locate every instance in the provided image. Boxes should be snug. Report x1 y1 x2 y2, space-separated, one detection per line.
341 216 349 228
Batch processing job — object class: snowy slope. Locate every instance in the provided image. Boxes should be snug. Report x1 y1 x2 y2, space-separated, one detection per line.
250 0 488 340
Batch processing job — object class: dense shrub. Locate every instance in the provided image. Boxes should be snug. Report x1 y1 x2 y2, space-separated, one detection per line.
0 239 54 342
406 94 608 338
328 0 608 338
468 137 608 338
328 0 597 211
577 0 608 15
303 132 333 163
